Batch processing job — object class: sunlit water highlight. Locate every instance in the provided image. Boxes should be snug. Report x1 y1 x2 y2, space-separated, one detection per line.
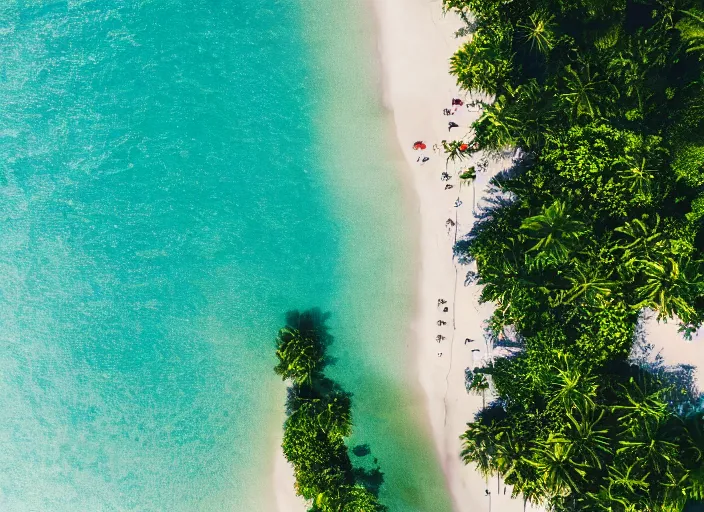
0 1 451 510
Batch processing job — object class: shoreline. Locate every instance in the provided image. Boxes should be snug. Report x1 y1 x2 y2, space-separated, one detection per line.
370 0 554 510
370 1 528 510
272 2 528 510
271 2 704 511
271 0 445 510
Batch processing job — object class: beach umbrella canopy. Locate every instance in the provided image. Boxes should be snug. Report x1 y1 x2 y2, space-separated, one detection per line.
413 141 424 150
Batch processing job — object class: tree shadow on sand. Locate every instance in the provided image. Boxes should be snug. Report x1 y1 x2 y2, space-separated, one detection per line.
630 326 704 414
452 159 527 286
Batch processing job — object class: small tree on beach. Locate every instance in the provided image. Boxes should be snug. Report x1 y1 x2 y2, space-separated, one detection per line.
275 313 388 512
459 167 477 188
468 370 490 408
274 326 324 385
443 140 473 164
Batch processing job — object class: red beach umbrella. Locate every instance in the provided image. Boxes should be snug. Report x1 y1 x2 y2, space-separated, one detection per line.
413 141 424 150
419 143 427 150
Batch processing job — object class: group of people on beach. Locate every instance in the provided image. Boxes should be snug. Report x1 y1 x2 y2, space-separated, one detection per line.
412 96 487 358
436 299 448 357
411 95 506 500
435 296 477 357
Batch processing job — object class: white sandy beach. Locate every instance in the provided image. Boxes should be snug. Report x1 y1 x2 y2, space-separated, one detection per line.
372 1 532 510
642 314 704 391
273 1 704 511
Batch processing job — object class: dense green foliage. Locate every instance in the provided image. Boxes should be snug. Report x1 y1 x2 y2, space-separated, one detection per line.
275 313 386 512
275 326 325 386
464 351 704 509
444 0 704 509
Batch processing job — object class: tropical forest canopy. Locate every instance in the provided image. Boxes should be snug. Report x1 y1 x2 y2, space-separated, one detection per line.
443 0 704 509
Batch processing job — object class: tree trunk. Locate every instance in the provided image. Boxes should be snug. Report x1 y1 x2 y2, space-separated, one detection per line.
472 180 476 214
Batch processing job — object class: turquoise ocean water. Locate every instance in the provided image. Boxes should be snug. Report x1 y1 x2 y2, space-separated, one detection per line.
0 1 451 511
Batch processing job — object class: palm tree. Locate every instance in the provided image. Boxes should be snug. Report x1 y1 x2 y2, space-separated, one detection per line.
565 403 612 468
618 158 656 202
687 466 704 500
607 47 650 112
475 92 521 149
682 412 704 467
459 167 477 211
311 395 352 440
274 326 324 385
657 450 691 510
617 417 680 475
547 353 598 411
528 433 587 496
338 486 385 512
677 9 704 58
441 0 471 21
461 420 502 477
560 63 615 121
513 79 550 149
633 257 703 324
613 376 668 427
614 215 664 263
468 371 490 408
450 28 512 95
492 428 544 501
560 262 616 305
604 463 649 501
459 167 477 187
518 11 556 54
520 200 586 266
444 140 471 164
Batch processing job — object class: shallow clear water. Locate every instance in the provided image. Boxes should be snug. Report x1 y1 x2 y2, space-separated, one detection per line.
296 2 454 510
0 1 451 510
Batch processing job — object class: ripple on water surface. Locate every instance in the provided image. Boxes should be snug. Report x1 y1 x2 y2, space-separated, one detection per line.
0 0 453 510
0 1 337 510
